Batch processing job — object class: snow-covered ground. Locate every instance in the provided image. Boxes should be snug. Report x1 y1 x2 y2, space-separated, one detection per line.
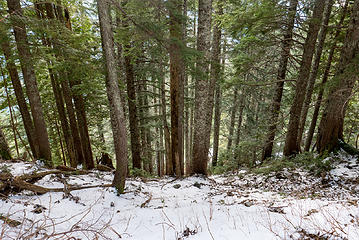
1 154 359 240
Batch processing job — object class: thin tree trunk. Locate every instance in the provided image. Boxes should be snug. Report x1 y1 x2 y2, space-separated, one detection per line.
1 67 19 158
283 0 326 156
227 86 239 151
97 0 128 192
234 95 245 147
304 0 349 151
316 0 359 153
261 0 298 160
297 0 333 148
124 45 142 170
7 0 52 166
211 2 223 167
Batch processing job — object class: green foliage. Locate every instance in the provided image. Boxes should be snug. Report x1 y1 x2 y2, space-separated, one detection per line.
252 152 333 177
130 168 152 178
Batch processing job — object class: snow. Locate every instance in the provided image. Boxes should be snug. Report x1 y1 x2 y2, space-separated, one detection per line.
1 156 359 240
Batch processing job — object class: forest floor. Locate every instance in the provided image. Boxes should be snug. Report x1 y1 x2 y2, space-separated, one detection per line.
1 152 359 240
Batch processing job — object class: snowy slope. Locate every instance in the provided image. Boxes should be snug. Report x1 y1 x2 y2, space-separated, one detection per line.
1 158 359 240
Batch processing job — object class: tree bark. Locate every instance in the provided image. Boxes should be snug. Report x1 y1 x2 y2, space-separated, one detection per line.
316 0 359 153
304 0 349 151
297 0 333 148
97 0 128 192
7 0 52 166
124 46 142 170
169 0 184 177
261 0 298 160
211 1 222 167
283 0 326 156
0 30 38 159
227 86 239 151
0 127 11 160
192 0 212 175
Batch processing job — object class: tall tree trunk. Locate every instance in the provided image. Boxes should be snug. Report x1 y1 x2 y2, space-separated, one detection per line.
169 0 184 177
305 0 349 151
7 0 52 166
227 86 239 151
211 2 223 167
297 0 333 148
283 0 326 156
97 0 128 192
124 45 142 170
261 0 298 160
316 0 359 153
0 30 38 159
192 0 212 175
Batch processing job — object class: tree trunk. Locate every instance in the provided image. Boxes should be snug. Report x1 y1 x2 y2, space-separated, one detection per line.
234 95 245 147
124 45 142 170
304 0 349 151
261 0 298 160
192 0 212 175
316 0 359 153
169 0 184 177
7 0 52 166
210 2 222 167
227 86 239 151
0 30 38 159
97 0 128 192
297 0 333 148
283 0 326 156
0 127 11 160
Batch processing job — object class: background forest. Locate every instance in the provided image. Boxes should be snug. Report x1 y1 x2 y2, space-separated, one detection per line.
1 0 359 191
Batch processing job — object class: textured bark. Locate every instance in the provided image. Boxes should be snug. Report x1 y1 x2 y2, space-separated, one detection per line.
124 46 142 170
227 86 239 151
0 127 11 160
97 0 128 192
160 70 173 175
192 0 212 175
283 0 326 156
305 0 349 151
0 30 38 159
212 82 221 167
297 0 333 148
261 0 298 160
7 0 52 166
316 0 359 153
169 0 184 177
211 3 222 167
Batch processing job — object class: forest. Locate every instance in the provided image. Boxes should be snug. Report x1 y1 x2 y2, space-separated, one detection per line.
1 0 359 239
